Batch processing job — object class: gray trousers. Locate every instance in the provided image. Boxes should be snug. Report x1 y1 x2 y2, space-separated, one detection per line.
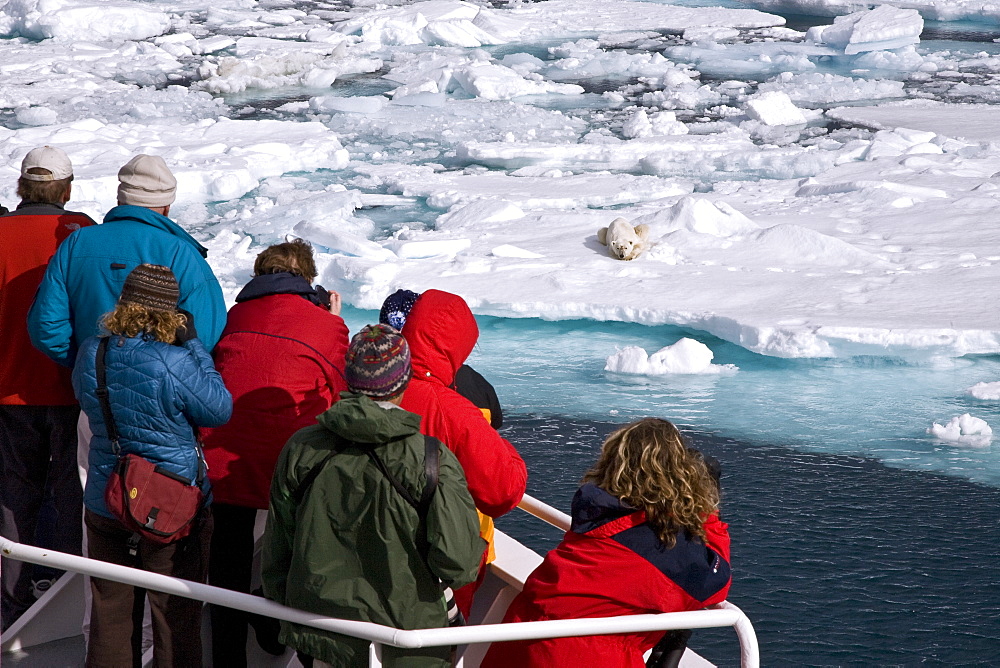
0 404 83 630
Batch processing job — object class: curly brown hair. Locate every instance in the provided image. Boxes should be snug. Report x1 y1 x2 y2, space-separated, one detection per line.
582 418 719 548
253 239 317 283
102 302 185 344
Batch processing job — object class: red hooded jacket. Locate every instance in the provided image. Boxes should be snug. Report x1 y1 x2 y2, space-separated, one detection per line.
201 273 349 508
400 289 526 519
481 484 732 668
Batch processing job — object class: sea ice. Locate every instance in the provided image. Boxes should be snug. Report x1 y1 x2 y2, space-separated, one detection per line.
928 413 993 448
968 382 1000 400
605 338 738 376
745 91 807 126
807 6 923 56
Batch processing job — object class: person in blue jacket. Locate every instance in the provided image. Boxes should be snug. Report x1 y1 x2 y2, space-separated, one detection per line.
28 154 226 368
72 264 232 667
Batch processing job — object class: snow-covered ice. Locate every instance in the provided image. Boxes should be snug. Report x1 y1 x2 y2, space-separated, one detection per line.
605 338 738 376
928 413 993 448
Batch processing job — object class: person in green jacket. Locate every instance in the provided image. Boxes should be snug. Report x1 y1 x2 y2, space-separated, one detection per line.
262 324 485 667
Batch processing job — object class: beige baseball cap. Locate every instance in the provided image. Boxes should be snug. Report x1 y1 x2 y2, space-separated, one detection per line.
21 146 73 182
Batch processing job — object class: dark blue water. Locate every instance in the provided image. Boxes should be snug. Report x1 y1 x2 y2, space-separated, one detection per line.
495 413 1000 666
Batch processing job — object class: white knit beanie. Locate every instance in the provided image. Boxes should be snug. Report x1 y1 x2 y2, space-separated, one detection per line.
117 154 177 207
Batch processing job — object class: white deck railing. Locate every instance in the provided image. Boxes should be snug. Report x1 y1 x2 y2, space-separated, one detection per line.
0 495 759 668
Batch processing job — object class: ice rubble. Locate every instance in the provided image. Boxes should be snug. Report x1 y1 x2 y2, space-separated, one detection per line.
605 338 738 376
928 413 993 448
2 0 1000 362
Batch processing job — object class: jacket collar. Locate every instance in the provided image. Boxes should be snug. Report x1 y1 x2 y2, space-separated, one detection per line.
401 289 478 387
103 204 208 258
235 272 318 303
570 483 644 536
319 392 422 445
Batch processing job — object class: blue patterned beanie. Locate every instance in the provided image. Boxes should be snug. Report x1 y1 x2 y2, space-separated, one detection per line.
379 289 420 331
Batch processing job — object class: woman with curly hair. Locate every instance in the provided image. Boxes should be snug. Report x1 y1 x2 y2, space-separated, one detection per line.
480 418 731 668
72 264 231 667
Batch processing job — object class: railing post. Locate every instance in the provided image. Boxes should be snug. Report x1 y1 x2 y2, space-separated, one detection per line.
369 641 383 667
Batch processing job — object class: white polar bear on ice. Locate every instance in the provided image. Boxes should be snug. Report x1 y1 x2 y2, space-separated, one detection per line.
597 217 650 261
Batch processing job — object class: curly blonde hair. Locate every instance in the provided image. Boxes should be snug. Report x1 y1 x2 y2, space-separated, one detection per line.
582 418 719 548
102 302 185 344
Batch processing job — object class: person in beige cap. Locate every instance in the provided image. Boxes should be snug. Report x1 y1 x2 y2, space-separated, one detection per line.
28 153 226 367
0 146 96 630
25 153 227 645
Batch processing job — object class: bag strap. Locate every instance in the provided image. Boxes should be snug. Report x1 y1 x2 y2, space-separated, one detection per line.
95 337 121 452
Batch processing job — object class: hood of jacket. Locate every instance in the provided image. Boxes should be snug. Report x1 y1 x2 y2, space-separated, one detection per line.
104 204 208 258
318 392 421 445
401 289 478 387
236 272 319 304
569 483 639 535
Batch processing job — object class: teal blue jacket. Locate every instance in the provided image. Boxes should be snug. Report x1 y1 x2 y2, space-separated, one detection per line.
28 205 226 366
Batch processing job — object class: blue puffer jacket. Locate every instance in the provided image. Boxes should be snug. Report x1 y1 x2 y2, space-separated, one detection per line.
72 334 233 518
28 205 227 367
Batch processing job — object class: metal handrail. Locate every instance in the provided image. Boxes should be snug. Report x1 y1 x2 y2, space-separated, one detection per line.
517 493 571 531
0 498 759 667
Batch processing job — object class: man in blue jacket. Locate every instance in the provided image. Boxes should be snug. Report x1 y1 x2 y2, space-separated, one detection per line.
28 154 226 367
25 154 227 646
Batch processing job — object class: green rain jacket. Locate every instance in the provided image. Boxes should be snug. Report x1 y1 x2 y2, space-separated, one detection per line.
262 392 486 667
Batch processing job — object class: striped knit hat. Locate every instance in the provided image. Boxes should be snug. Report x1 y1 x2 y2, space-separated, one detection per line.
119 264 180 311
345 324 412 400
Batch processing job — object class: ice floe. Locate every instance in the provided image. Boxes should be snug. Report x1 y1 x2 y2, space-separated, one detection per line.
606 338 738 376
928 413 993 447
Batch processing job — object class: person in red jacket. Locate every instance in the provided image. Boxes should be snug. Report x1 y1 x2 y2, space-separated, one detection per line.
399 289 527 616
0 146 96 630
481 418 731 668
200 239 349 666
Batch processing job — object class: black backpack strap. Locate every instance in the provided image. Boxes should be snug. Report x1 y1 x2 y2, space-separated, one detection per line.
418 435 440 517
95 337 121 451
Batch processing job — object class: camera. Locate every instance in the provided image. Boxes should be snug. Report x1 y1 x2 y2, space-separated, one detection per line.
314 285 332 310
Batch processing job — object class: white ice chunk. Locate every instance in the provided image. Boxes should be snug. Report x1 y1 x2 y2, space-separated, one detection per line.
745 91 807 126
310 95 389 115
809 6 922 55
2 0 171 41
622 110 688 139
928 413 992 448
605 338 737 375
451 62 584 100
968 382 1000 401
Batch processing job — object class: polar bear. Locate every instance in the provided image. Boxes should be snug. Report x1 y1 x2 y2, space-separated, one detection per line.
597 217 650 261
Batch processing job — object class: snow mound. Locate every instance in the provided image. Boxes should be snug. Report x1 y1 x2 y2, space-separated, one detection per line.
637 197 758 238
605 338 738 376
808 5 923 55
968 382 1000 400
1 0 171 41
928 413 992 448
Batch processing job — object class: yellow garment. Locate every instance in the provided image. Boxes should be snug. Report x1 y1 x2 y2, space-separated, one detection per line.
479 511 496 563
476 407 497 562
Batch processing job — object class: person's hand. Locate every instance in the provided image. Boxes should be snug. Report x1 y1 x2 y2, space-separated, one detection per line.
327 289 342 316
175 308 198 344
